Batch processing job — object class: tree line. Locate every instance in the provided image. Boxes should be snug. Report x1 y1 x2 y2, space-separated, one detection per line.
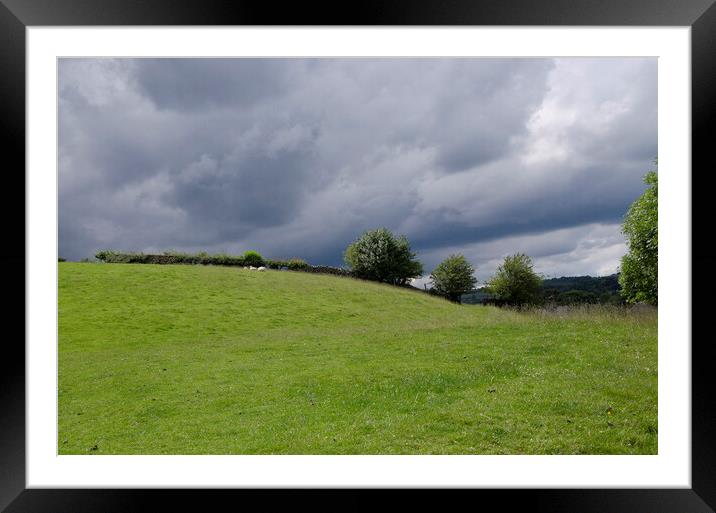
344 228 543 306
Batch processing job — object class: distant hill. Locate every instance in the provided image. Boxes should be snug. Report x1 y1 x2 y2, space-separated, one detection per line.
541 274 620 294
462 274 624 305
542 274 623 305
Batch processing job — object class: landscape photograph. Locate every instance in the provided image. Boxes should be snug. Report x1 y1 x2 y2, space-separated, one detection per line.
58 57 658 455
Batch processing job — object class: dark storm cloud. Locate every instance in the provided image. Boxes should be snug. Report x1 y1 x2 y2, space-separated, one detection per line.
405 159 650 252
133 58 297 111
58 57 657 279
167 133 320 239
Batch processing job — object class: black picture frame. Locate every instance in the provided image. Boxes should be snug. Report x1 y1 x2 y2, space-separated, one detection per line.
2 1 713 511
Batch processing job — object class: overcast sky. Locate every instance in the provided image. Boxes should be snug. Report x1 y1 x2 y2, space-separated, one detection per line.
59 58 657 283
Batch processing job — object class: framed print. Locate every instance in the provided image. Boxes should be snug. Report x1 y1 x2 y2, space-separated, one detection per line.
3 0 715 511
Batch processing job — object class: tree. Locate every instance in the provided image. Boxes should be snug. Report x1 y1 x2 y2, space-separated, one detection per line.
619 167 658 304
344 227 423 285
485 253 543 306
430 254 477 303
243 250 265 267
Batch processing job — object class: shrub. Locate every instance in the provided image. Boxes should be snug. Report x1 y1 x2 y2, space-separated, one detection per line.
303 265 353 276
58 257 66 262
344 227 423 285
485 253 543 306
212 252 243 266
95 250 138 263
95 250 114 261
95 250 245 266
242 250 264 267
265 259 284 269
430 254 477 303
287 258 309 271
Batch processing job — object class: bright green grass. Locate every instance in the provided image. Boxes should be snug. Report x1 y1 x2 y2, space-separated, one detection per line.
58 262 657 455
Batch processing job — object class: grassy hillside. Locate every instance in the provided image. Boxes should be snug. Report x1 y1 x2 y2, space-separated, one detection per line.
58 262 657 454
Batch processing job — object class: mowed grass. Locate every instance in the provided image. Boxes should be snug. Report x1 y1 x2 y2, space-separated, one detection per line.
58 262 657 455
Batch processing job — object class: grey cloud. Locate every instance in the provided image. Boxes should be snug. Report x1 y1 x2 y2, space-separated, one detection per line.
431 59 554 172
59 57 656 282
133 58 299 112
416 222 627 284
167 132 320 239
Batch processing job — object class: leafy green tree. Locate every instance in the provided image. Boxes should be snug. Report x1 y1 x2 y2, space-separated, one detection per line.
430 254 477 303
344 227 423 285
485 253 543 306
619 167 658 304
243 250 265 267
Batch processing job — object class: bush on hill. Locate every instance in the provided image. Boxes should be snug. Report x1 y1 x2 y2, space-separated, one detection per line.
344 228 423 285
286 258 309 271
243 250 264 267
485 253 543 306
430 254 477 303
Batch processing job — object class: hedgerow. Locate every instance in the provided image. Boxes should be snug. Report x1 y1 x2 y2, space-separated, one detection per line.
94 250 354 277
286 258 309 271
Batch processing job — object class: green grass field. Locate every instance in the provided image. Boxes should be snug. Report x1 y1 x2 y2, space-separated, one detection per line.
58 262 657 455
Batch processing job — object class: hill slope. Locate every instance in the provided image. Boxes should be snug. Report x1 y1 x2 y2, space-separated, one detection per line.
59 263 657 454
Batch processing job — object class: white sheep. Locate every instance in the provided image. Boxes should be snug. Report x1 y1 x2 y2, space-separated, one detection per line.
249 266 257 270
257 266 266 271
